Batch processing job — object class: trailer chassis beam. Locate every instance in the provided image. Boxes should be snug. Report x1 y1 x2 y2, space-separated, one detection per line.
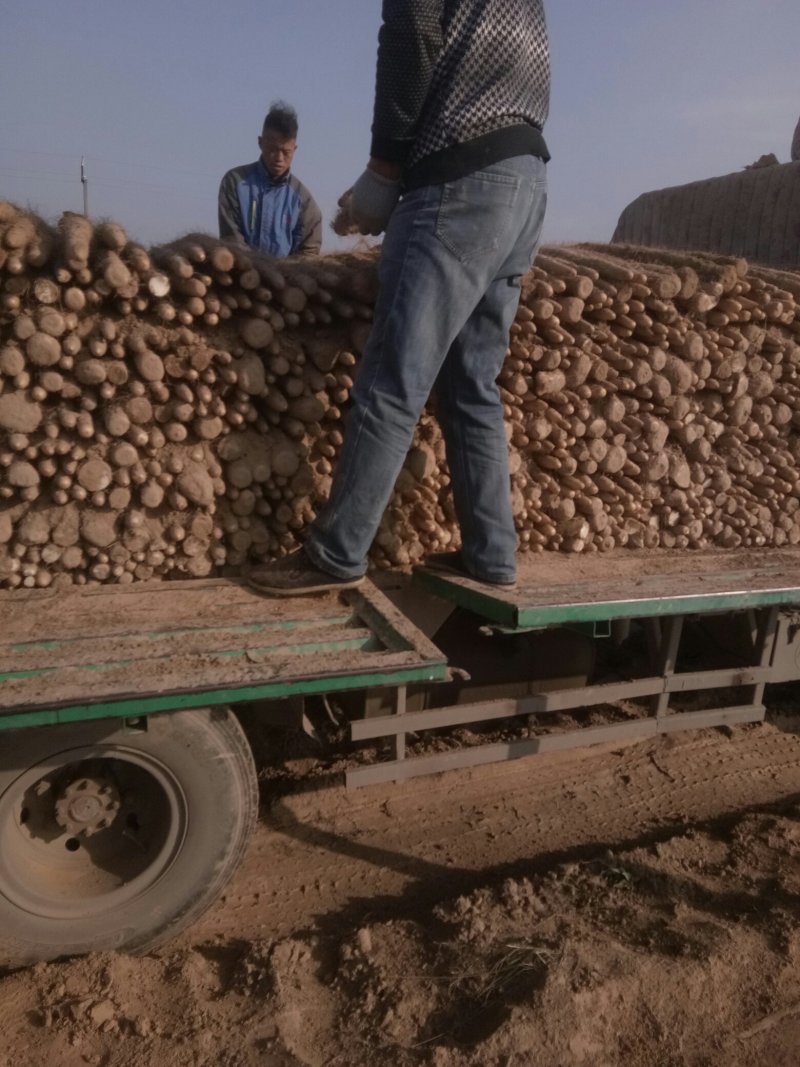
346 605 782 788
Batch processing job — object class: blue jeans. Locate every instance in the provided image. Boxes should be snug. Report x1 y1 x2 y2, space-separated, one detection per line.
307 154 548 582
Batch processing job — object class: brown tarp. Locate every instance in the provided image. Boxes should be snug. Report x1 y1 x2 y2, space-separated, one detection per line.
612 162 800 268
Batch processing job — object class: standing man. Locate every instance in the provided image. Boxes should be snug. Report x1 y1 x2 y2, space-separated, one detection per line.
249 1 550 594
792 114 800 162
218 101 322 257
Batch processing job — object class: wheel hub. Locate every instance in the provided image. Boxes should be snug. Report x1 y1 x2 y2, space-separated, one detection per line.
54 775 121 837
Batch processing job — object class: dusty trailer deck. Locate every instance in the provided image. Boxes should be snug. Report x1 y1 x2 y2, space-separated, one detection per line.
349 548 800 785
0 577 448 729
413 546 800 628
0 575 449 965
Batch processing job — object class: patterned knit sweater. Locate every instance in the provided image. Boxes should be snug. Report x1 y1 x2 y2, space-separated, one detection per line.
370 0 551 188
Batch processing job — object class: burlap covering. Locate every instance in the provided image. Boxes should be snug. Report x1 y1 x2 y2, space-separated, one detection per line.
613 162 800 269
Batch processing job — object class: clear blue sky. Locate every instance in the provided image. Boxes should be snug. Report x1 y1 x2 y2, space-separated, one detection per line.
1 1 797 250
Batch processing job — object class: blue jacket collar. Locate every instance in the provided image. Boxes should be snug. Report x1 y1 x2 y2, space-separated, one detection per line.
257 158 290 186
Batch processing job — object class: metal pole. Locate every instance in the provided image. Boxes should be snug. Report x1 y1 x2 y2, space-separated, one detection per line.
80 156 88 216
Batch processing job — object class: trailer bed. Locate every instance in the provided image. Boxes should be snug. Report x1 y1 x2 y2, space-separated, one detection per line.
0 577 448 730
414 547 800 629
347 548 800 786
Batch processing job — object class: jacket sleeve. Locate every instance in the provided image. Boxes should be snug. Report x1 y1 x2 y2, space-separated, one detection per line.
294 191 323 256
218 170 245 241
792 115 800 162
370 0 444 164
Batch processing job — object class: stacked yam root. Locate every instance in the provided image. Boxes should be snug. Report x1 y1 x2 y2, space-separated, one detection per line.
1 198 800 590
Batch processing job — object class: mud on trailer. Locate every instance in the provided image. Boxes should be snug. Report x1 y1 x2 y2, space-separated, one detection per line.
1 547 800 967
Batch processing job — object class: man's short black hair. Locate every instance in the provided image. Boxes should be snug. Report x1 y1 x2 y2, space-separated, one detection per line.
263 101 299 140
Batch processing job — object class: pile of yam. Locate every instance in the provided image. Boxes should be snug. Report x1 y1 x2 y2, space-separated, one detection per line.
1 199 800 590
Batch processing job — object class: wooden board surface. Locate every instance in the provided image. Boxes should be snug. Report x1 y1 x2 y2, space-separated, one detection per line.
0 577 336 643
415 548 800 627
0 578 447 716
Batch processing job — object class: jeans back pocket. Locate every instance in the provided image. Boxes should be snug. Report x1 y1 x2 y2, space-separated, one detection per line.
435 169 521 264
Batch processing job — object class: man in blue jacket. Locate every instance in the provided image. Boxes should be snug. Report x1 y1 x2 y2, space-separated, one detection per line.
218 102 322 256
249 1 550 595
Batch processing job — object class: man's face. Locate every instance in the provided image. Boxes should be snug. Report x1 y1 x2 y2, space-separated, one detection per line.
258 129 296 179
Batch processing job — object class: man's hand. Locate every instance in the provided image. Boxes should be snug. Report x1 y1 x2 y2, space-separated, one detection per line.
331 190 359 237
343 160 402 236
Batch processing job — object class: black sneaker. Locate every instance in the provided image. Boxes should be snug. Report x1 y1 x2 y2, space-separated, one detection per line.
422 550 517 589
244 549 366 597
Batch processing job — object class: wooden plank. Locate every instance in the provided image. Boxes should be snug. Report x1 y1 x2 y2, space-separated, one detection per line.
0 647 429 715
657 705 765 732
744 606 780 713
352 675 660 739
348 699 772 787
0 621 375 674
347 703 766 788
0 578 349 645
347 583 446 661
530 677 663 712
351 666 776 742
510 548 800 587
654 614 683 717
392 685 407 762
415 547 800 629
346 719 659 787
665 666 773 692
352 697 525 740
0 661 452 732
0 576 450 719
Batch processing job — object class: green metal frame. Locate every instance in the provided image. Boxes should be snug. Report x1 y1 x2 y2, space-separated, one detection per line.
414 567 800 629
0 662 446 733
346 593 791 787
0 581 449 733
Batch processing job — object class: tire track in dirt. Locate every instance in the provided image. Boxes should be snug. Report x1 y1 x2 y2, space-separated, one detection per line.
182 723 800 948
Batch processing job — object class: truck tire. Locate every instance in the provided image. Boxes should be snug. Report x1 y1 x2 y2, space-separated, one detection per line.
0 707 258 968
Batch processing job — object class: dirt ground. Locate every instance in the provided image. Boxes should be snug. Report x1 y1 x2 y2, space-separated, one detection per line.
1 706 799 1067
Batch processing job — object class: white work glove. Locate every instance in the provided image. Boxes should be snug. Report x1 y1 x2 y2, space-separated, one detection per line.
344 168 402 236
